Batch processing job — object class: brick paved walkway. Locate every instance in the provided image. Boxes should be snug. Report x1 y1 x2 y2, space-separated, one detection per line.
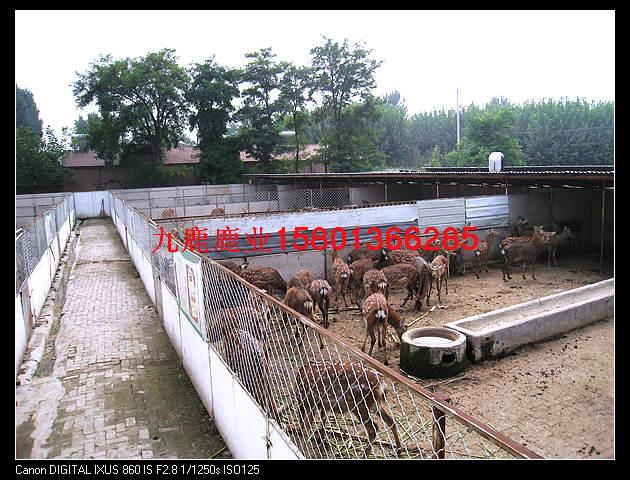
16 218 229 459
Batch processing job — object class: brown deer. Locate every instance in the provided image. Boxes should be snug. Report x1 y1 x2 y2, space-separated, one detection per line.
331 249 351 307
543 226 574 267
294 361 403 458
288 269 314 290
474 229 497 278
501 226 547 281
207 306 269 344
223 328 282 422
361 292 405 366
380 263 420 307
429 255 449 305
210 207 225 216
309 279 332 329
385 248 419 266
218 260 241 275
347 246 388 268
284 286 323 348
239 266 287 298
349 257 377 303
362 269 389 298
409 256 433 311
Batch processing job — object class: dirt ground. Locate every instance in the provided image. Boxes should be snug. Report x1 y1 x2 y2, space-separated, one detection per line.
321 251 614 458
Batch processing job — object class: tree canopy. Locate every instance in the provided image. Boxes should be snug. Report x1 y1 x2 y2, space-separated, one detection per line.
16 86 43 136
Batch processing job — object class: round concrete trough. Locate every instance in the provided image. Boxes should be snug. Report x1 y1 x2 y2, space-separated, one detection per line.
400 327 468 378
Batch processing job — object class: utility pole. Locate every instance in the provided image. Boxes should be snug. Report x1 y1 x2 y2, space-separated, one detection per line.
456 88 461 145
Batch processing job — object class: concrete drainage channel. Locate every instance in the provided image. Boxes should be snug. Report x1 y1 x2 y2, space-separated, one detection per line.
399 278 614 377
446 278 615 362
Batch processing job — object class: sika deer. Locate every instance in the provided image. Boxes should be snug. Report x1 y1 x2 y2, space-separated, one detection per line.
239 266 287 298
309 279 332 329
386 248 419 266
361 293 394 365
294 361 403 458
544 226 574 267
362 269 389 299
284 286 323 348
474 229 497 278
409 256 433 311
380 263 420 308
349 257 376 303
207 306 269 344
223 328 282 422
289 269 314 290
429 255 449 305
501 226 546 281
218 260 241 275
347 246 388 268
331 249 351 307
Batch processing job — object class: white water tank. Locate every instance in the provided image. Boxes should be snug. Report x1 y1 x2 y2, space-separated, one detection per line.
489 151 504 172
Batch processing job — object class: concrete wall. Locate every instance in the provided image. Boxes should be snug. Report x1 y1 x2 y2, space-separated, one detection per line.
73 191 111 219
109 194 301 459
15 209 74 379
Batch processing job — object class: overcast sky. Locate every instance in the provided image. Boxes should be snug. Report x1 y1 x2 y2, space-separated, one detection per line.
15 10 615 137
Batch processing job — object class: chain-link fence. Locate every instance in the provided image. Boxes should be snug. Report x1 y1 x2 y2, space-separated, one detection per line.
15 194 74 294
111 191 540 459
199 259 539 459
121 187 354 220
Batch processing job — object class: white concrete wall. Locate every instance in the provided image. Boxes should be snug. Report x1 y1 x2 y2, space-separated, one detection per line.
73 191 111 218
15 211 74 380
110 195 303 458
15 294 27 378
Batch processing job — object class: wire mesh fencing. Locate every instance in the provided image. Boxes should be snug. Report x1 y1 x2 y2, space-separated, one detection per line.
110 191 539 460
15 194 74 294
121 187 355 220
200 259 539 460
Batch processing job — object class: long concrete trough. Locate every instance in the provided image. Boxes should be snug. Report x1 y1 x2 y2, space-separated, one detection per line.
446 278 614 362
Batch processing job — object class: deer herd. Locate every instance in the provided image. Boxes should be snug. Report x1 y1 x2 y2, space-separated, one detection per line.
210 216 577 457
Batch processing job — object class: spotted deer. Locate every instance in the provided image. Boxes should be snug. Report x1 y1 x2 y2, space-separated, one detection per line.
294 361 403 458
380 263 420 307
331 249 351 307
361 292 405 366
429 255 449 305
284 286 323 348
223 328 282 422
385 248 419 266
501 226 547 281
543 226 574 267
362 269 389 299
309 279 332 329
349 257 377 303
474 229 497 278
239 266 287 298
288 269 314 290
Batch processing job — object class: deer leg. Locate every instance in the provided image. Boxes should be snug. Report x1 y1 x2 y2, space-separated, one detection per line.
375 404 403 457
401 285 412 307
444 274 448 295
522 261 527 279
531 262 536 280
381 321 389 366
368 328 377 357
353 404 378 459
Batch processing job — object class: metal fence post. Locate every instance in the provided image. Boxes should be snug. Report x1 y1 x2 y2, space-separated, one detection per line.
432 405 447 459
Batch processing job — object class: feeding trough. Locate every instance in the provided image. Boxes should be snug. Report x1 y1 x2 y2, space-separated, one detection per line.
400 327 467 378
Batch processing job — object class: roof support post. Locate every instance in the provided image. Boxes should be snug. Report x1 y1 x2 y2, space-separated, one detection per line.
436 180 440 199
600 180 606 275
384 180 388 203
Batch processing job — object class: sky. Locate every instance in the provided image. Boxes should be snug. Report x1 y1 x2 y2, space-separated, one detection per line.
15 10 615 137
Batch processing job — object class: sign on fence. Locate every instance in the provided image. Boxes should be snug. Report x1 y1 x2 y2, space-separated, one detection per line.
174 249 205 339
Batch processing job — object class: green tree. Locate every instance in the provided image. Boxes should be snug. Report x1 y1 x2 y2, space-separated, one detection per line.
278 64 313 173
446 102 525 167
237 48 285 173
329 99 385 172
187 57 243 183
73 49 190 165
375 91 414 167
16 86 43 136
16 127 70 193
309 37 382 171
